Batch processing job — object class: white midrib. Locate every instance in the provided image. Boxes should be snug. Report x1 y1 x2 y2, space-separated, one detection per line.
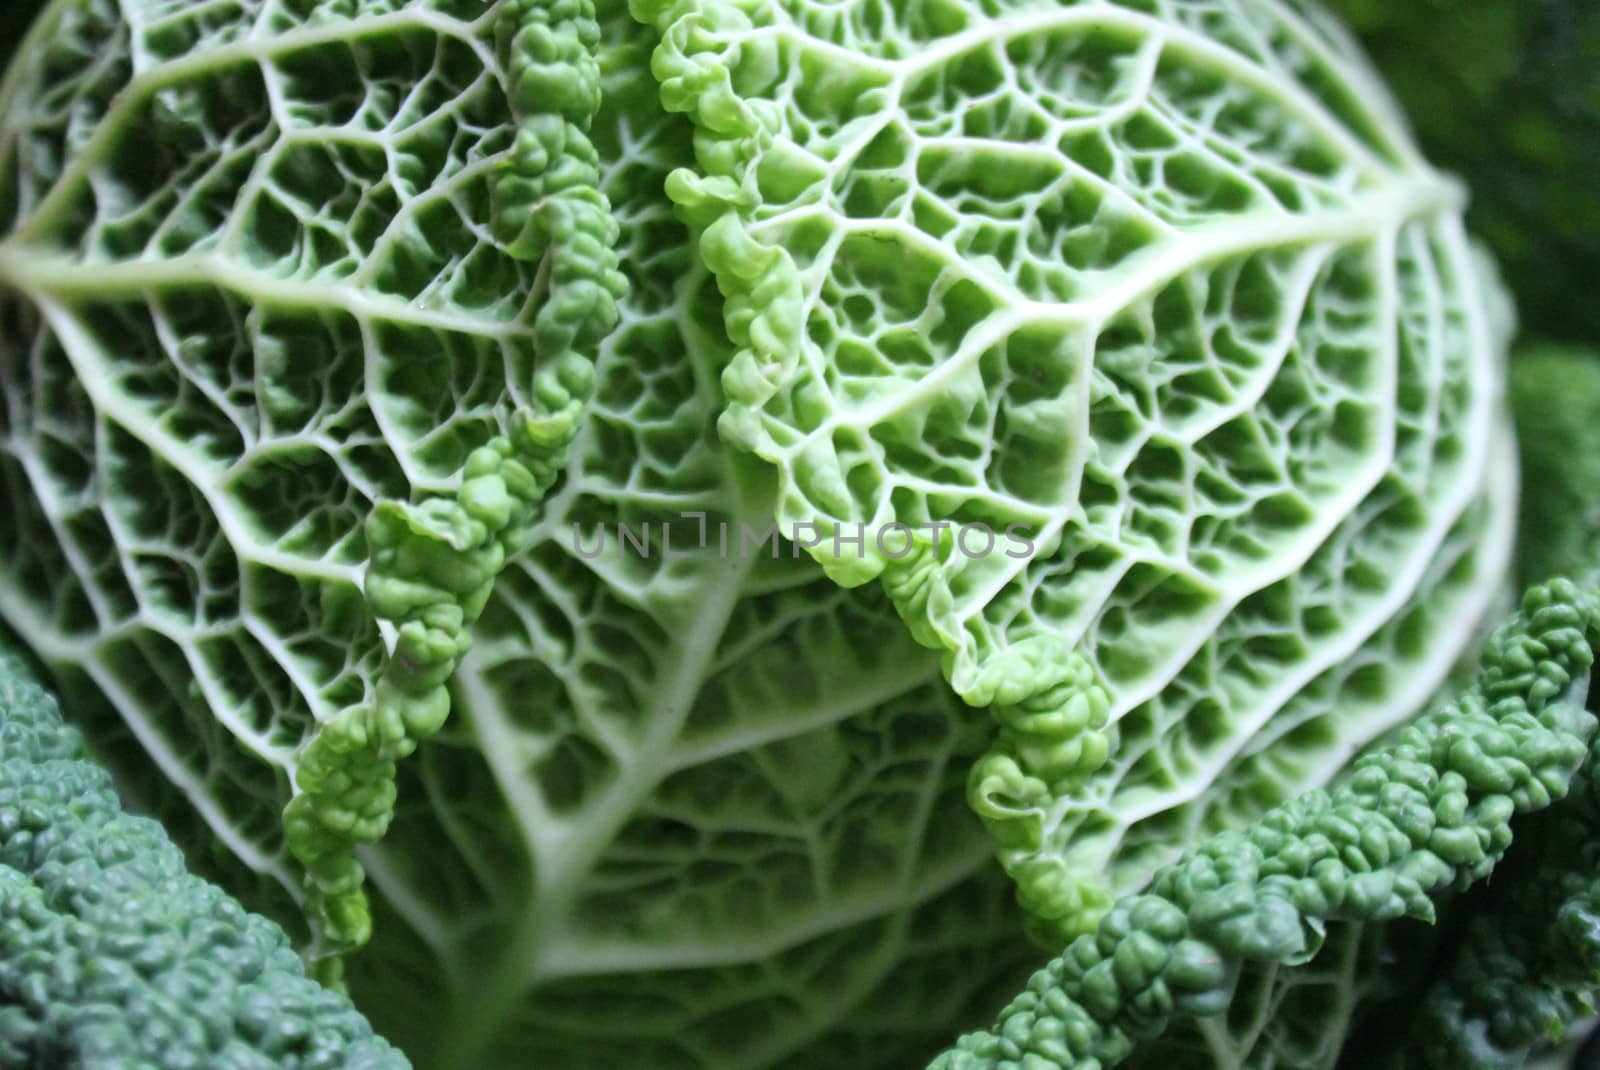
436 545 756 1069
429 270 770 1059
0 248 529 340
429 535 999 1067
658 652 939 773
535 842 995 978
0 243 535 498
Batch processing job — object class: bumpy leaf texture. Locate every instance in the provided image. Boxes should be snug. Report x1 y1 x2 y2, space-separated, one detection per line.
931 578 1600 1070
1111 350 1600 1070
634 0 1517 940
0 0 1518 1067
0 0 1032 1067
0 634 409 1070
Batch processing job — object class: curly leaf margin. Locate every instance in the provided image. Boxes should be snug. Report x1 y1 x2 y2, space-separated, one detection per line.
281 0 627 974
930 578 1600 1070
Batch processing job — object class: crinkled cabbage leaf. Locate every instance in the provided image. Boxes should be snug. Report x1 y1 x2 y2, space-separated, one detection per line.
0 0 1517 1067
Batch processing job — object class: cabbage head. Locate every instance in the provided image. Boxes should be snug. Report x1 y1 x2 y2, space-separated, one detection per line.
0 0 1514 1068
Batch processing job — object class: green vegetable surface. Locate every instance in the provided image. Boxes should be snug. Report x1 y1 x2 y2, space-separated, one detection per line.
0 1 1570 1069
934 577 1600 1069
0 2 1035 1065
278 0 627 971
1403 753 1600 1070
1083 346 1600 1070
631 0 1517 945
927 346 1600 1070
0 633 408 1069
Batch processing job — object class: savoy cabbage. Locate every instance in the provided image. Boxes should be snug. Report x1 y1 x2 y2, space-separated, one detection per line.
0 0 1537 1068
629 0 1517 944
